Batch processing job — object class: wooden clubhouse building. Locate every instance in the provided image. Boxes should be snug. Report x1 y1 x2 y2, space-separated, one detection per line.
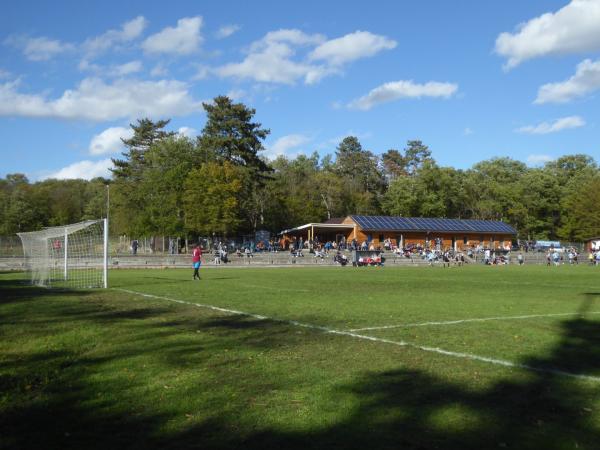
281 215 517 251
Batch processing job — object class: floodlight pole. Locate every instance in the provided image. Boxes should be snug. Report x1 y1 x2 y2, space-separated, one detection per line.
64 227 68 280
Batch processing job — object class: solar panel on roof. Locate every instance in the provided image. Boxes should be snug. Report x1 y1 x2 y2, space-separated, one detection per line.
350 215 516 234
442 220 458 231
450 220 468 231
374 216 389 229
428 219 442 231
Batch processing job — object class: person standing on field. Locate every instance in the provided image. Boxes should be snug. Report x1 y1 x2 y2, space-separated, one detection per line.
192 245 202 280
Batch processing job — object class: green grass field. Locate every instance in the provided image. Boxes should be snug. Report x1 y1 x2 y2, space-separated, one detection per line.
2 265 600 449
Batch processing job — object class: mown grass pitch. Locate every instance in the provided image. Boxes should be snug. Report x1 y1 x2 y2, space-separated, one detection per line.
1 265 600 449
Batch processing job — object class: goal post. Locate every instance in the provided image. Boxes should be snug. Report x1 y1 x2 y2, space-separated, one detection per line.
18 219 109 289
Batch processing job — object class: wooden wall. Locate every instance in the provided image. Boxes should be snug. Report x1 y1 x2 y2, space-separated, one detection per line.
346 222 513 250
284 217 515 250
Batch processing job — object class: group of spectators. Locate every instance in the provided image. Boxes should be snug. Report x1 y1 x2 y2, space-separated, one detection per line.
590 250 600 265
198 236 600 269
212 242 261 264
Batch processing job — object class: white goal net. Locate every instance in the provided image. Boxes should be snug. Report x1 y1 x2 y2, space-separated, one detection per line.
18 219 108 289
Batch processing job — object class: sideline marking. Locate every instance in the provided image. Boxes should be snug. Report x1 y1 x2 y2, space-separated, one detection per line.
115 288 600 383
348 311 600 332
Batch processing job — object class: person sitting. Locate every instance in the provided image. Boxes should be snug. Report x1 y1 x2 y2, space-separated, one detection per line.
334 250 348 266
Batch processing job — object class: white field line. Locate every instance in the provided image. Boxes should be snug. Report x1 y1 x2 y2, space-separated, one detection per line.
348 311 600 332
115 288 600 383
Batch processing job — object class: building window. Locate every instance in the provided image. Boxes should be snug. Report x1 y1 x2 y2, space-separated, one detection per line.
378 234 384 242
463 236 468 244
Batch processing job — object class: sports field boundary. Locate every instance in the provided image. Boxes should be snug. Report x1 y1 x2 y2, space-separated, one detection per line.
348 311 600 332
115 288 600 383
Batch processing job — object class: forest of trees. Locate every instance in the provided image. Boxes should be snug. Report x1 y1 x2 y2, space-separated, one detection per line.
1 95 599 242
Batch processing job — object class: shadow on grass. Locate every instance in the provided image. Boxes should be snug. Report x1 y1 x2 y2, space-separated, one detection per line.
110 275 240 288
0 276 98 305
1 284 600 450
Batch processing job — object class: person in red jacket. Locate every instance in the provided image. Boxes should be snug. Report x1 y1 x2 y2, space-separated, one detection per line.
192 245 202 280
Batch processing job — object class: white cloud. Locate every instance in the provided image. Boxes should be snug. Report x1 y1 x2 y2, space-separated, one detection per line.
5 35 75 61
495 0 600 69
535 58 600 103
0 69 11 79
78 59 100 72
527 154 555 165
250 29 325 51
142 16 203 55
7 16 146 62
43 159 114 180
110 60 143 76
83 16 147 56
265 134 311 159
348 80 458 110
79 60 143 77
192 64 210 80
150 63 169 77
215 29 326 85
463 127 474 136
0 77 202 121
216 24 240 39
177 126 197 138
216 42 319 85
89 126 134 155
215 29 392 85
309 31 396 66
516 116 585 134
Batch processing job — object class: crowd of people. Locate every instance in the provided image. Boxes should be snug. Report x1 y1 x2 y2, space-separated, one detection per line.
187 236 599 277
591 250 600 265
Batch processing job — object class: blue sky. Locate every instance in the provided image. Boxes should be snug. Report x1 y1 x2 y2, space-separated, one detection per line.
1 0 599 180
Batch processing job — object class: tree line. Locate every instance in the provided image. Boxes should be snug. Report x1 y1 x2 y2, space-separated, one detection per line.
1 95 599 242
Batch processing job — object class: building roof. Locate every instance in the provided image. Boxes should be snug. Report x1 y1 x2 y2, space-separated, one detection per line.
351 215 517 235
279 222 355 235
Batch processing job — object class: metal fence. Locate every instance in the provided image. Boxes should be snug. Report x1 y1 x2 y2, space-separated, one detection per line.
0 236 23 257
1 233 589 259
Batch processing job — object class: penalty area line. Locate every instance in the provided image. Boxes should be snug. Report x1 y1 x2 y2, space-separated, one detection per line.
349 311 600 332
115 288 600 383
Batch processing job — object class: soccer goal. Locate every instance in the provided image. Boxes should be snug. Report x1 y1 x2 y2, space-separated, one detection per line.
18 219 108 289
